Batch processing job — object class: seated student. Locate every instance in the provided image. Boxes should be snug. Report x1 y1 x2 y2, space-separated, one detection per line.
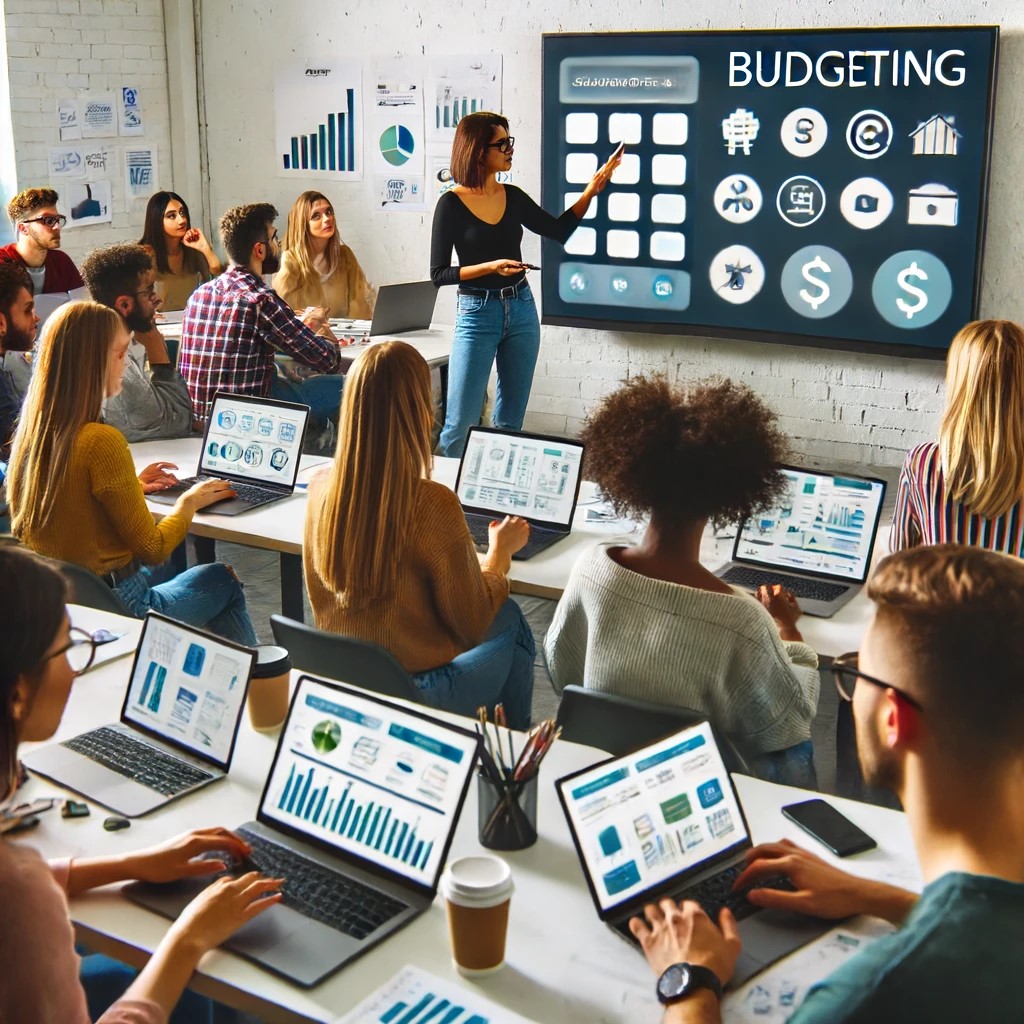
138 190 223 311
303 340 535 729
6 301 257 646
544 375 819 786
81 244 195 442
274 190 375 318
631 544 1024 1024
0 187 85 294
0 545 282 1024
0 263 39 462
892 319 1024 556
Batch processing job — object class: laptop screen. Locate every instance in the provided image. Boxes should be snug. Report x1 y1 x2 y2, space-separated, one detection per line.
456 427 585 528
370 281 438 336
258 676 479 891
120 613 255 770
558 722 750 915
200 393 309 489
734 468 886 582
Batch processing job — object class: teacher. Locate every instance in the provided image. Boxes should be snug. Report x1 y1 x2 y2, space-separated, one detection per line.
430 112 618 457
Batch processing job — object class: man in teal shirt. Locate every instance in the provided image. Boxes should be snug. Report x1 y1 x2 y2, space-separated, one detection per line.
631 544 1024 1023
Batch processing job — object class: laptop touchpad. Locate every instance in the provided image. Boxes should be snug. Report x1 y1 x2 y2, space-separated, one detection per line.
229 903 309 954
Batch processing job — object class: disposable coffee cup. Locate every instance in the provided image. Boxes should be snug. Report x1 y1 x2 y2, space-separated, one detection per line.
440 854 514 976
247 645 291 732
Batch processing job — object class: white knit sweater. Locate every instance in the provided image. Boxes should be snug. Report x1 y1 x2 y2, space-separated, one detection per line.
545 543 821 755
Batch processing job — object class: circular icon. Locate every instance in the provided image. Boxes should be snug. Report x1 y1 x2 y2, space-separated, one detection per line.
610 275 629 295
709 246 765 305
872 251 953 330
219 441 243 461
239 414 254 433
379 124 415 167
840 178 894 230
652 275 675 300
243 443 264 468
714 173 763 224
217 409 236 430
847 110 893 160
206 441 219 458
257 417 273 436
270 448 289 471
568 271 589 294
312 719 341 754
776 176 825 227
781 246 854 319
780 108 828 157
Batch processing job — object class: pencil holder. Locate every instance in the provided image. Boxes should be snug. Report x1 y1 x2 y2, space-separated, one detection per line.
477 770 538 851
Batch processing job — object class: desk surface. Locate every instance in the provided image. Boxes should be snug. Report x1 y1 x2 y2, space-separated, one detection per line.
17 649 920 1024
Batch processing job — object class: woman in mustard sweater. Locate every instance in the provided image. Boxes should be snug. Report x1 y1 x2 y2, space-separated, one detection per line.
303 340 535 728
7 301 257 645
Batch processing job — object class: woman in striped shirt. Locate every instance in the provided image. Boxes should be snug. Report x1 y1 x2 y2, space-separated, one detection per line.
892 319 1024 555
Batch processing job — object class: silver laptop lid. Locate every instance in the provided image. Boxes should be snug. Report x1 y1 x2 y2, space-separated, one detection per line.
257 676 480 896
370 281 438 336
199 391 310 492
731 466 887 585
119 612 256 771
455 426 585 531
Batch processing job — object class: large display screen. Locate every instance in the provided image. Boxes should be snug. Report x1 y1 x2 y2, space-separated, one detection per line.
541 27 999 356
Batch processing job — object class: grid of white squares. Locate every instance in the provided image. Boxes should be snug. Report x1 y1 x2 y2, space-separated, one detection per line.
564 192 597 220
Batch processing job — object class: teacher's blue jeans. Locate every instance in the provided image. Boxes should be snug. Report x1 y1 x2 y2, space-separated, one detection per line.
439 284 540 458
412 598 535 730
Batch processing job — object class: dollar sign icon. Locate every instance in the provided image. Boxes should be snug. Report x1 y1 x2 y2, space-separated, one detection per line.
799 255 832 311
795 117 815 144
895 261 929 320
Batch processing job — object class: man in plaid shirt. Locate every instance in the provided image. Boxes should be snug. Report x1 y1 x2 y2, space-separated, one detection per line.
180 202 345 425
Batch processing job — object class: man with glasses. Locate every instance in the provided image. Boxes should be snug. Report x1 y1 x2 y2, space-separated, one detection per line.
80 244 193 443
631 544 1024 1023
0 188 85 294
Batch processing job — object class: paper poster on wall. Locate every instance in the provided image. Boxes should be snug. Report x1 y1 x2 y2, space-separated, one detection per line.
118 86 144 136
274 62 363 181
83 145 113 176
427 54 502 145
80 94 117 138
49 146 85 177
432 156 454 197
372 55 425 211
57 98 81 141
124 146 158 200
57 179 113 227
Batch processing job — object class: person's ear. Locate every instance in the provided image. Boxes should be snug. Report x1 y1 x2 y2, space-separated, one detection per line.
883 689 921 750
9 677 33 728
113 295 133 319
0 311 8 340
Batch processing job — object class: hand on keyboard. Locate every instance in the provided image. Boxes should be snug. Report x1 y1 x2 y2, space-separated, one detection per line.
137 461 181 494
183 477 237 511
129 827 258 884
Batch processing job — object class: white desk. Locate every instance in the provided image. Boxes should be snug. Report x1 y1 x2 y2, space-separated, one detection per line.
17 651 920 1024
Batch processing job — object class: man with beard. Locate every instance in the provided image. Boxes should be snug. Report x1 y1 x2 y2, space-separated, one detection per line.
0 263 39 462
631 544 1024 1023
179 202 344 427
80 244 194 442
0 188 85 294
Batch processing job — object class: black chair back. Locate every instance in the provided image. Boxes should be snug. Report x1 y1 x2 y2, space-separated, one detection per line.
52 557 135 618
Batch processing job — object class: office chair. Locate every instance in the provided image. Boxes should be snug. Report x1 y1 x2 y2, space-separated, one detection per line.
40 555 136 618
270 614 423 704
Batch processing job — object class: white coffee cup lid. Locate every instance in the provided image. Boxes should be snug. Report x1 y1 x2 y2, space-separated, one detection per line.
441 854 514 907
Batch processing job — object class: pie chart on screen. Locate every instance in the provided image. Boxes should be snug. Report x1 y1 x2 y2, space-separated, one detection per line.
380 124 415 166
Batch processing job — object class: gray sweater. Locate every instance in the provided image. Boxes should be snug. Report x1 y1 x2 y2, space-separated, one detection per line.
545 543 820 755
102 338 194 442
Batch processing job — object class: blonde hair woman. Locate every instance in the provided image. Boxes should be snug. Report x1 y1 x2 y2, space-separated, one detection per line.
892 319 1024 555
274 191 374 318
7 301 257 644
303 340 535 728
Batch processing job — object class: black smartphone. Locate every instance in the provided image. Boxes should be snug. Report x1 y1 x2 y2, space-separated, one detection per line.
781 798 877 857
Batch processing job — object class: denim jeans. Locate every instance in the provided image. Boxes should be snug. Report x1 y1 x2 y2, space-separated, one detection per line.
270 373 344 424
439 284 540 458
412 598 536 730
749 739 818 790
113 560 258 647
80 952 214 1024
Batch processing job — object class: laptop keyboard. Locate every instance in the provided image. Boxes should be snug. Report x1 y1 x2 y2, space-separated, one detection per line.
465 515 564 560
160 475 277 506
677 862 797 921
62 726 213 797
237 828 408 940
720 566 851 603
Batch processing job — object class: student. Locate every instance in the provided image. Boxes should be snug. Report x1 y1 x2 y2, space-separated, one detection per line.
138 190 223 311
274 190 374 318
0 544 281 1023
0 187 85 294
892 319 1024 556
81 244 195 442
0 263 38 462
631 544 1024 1023
6 301 257 646
303 340 535 729
430 112 618 457
544 375 819 786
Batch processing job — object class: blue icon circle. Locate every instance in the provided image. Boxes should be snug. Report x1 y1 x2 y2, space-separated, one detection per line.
872 251 952 330
610 275 629 295
652 275 674 300
780 246 854 319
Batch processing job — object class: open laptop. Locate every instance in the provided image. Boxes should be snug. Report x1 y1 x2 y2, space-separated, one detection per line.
127 674 480 987
714 466 887 617
148 392 310 516
330 280 439 339
32 285 88 327
23 612 255 817
455 426 585 560
557 722 833 988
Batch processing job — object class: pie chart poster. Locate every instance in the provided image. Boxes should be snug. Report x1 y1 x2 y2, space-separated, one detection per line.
541 27 998 356
372 56 426 211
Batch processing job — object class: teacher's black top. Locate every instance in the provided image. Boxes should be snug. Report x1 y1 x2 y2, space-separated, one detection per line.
430 185 580 291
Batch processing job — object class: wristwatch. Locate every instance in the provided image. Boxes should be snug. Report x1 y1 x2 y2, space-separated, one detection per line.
656 962 723 1005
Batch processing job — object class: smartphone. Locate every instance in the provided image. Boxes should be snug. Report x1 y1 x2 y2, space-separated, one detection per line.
781 798 877 857
609 140 626 163
520 263 541 270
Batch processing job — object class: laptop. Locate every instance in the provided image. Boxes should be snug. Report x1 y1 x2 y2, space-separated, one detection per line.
127 674 481 987
331 281 439 339
23 612 255 817
32 285 88 327
455 426 585 560
556 722 833 988
148 391 310 516
714 466 887 617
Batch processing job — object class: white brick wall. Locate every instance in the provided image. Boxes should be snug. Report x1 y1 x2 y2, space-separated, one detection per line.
2 0 174 264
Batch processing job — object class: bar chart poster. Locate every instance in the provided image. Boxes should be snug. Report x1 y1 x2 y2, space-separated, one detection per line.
427 54 502 145
274 62 363 181
338 965 537 1024
373 55 425 210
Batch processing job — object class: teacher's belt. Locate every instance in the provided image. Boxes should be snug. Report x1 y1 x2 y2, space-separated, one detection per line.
102 557 142 588
458 278 529 300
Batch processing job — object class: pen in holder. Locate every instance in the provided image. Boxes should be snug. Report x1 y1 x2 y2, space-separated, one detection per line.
477 770 538 851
